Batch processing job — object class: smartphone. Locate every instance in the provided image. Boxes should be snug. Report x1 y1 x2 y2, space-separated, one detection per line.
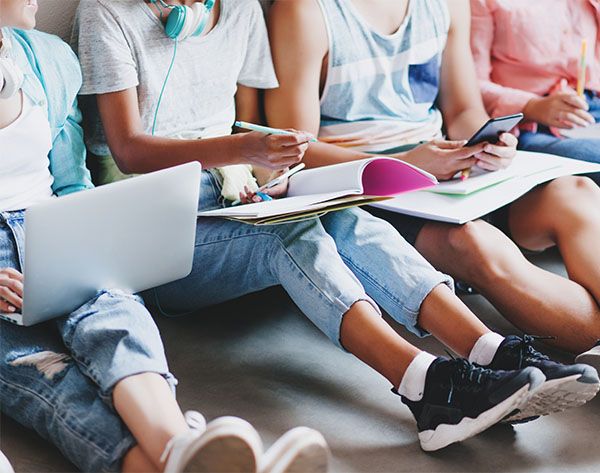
465 113 524 147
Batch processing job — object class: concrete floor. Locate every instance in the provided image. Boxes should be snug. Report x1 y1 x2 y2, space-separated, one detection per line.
2 250 600 473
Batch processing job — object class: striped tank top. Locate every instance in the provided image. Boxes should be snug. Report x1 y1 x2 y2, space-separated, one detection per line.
317 0 450 153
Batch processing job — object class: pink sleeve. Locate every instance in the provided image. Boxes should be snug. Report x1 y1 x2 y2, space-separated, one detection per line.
470 0 539 117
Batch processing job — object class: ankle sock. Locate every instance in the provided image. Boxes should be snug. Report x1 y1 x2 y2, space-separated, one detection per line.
398 352 436 402
469 332 505 366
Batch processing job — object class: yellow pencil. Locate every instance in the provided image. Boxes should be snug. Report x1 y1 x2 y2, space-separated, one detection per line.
577 39 588 97
460 168 471 181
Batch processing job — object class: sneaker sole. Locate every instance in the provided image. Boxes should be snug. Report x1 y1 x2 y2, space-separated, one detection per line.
185 417 263 473
260 427 329 473
575 348 600 372
505 374 600 422
418 383 531 452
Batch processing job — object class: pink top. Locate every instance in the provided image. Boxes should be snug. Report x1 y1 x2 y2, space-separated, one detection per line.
470 0 600 131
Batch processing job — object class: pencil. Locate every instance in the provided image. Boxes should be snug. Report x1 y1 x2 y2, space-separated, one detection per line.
577 39 588 97
235 121 318 142
460 168 471 181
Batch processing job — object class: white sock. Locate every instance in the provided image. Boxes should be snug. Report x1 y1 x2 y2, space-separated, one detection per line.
398 352 437 402
469 332 505 366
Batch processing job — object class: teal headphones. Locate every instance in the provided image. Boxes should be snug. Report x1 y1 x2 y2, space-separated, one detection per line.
150 0 216 40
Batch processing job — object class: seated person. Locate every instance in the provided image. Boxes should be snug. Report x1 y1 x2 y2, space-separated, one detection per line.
0 1 327 472
265 0 600 368
470 0 600 170
73 0 598 451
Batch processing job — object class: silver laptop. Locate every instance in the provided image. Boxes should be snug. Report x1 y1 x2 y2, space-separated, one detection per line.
0 162 202 326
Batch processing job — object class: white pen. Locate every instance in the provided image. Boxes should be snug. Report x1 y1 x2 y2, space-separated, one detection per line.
231 163 306 206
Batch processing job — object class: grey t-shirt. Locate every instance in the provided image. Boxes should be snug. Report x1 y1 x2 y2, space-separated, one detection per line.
72 0 278 156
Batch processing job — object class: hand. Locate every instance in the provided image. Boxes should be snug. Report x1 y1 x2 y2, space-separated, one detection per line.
237 129 314 171
238 177 289 204
398 140 486 181
0 268 24 313
474 132 518 172
524 89 595 129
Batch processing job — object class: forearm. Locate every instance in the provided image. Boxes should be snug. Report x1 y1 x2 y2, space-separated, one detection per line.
303 141 372 169
445 107 490 141
111 133 245 174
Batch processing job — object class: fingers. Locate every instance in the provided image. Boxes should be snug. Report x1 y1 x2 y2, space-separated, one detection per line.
480 143 516 160
0 268 23 281
560 93 590 111
269 132 314 147
498 132 518 148
443 142 486 159
475 152 512 171
0 284 23 310
0 299 18 313
432 139 468 149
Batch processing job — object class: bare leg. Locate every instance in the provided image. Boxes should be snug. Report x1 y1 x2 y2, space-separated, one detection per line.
418 284 490 358
415 177 600 353
122 446 159 473
340 301 421 388
113 373 190 471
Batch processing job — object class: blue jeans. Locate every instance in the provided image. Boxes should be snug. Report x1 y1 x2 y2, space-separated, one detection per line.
518 91 600 183
147 171 452 346
0 211 175 473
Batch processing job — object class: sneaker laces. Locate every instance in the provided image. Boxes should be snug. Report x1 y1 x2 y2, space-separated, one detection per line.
446 358 500 404
513 335 555 369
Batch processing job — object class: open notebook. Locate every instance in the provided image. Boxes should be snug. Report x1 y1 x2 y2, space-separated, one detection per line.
372 152 600 224
198 158 437 225
560 123 600 139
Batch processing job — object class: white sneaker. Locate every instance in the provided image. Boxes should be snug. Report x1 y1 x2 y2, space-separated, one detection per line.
576 341 600 372
0 450 15 473
163 416 263 473
259 427 329 473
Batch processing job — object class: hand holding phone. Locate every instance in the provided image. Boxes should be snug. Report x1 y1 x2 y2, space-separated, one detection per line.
461 114 523 179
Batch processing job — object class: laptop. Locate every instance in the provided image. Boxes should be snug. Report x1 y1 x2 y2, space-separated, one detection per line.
0 162 202 326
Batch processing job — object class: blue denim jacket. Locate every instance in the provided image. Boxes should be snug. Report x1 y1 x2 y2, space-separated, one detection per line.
4 27 93 196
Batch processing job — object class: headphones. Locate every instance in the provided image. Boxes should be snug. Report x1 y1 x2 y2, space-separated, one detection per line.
150 0 216 41
0 36 24 100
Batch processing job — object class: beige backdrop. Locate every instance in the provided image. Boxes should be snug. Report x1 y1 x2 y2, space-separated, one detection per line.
36 0 273 40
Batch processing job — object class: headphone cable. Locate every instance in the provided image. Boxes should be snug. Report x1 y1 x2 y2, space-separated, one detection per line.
151 39 179 136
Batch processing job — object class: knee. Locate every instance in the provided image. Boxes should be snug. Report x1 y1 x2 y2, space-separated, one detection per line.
447 221 511 283
544 176 600 210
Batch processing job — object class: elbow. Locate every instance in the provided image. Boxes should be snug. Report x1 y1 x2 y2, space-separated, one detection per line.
109 138 142 175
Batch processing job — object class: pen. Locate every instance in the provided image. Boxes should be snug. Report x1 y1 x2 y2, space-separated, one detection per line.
235 121 318 143
577 39 588 97
230 163 306 206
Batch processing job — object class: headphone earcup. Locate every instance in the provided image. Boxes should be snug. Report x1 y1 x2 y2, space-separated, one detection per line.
190 2 209 38
0 58 24 100
164 5 188 40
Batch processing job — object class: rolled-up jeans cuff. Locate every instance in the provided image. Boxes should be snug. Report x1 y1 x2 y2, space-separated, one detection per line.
99 371 178 409
336 293 382 351
403 272 454 338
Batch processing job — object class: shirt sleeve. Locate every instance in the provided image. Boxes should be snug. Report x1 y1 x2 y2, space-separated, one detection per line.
237 1 279 90
71 0 139 95
470 0 539 118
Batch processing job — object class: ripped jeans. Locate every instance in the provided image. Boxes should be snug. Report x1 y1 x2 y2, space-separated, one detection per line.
0 211 176 473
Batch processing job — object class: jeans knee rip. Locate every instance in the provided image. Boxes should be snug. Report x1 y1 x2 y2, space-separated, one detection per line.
9 350 72 381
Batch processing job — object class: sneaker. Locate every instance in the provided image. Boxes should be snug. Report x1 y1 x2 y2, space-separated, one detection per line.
575 341 600 372
397 357 544 452
484 335 600 422
259 427 329 473
163 416 263 473
0 450 15 473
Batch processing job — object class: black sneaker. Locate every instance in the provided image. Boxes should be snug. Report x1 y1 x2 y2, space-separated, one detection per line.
396 357 545 451
484 335 600 422
575 340 600 372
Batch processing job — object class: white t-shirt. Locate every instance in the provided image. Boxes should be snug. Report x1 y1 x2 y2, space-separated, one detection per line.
0 91 54 211
73 0 279 156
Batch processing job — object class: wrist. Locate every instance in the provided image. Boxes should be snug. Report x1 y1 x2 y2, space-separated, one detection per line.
228 133 249 166
523 97 543 122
